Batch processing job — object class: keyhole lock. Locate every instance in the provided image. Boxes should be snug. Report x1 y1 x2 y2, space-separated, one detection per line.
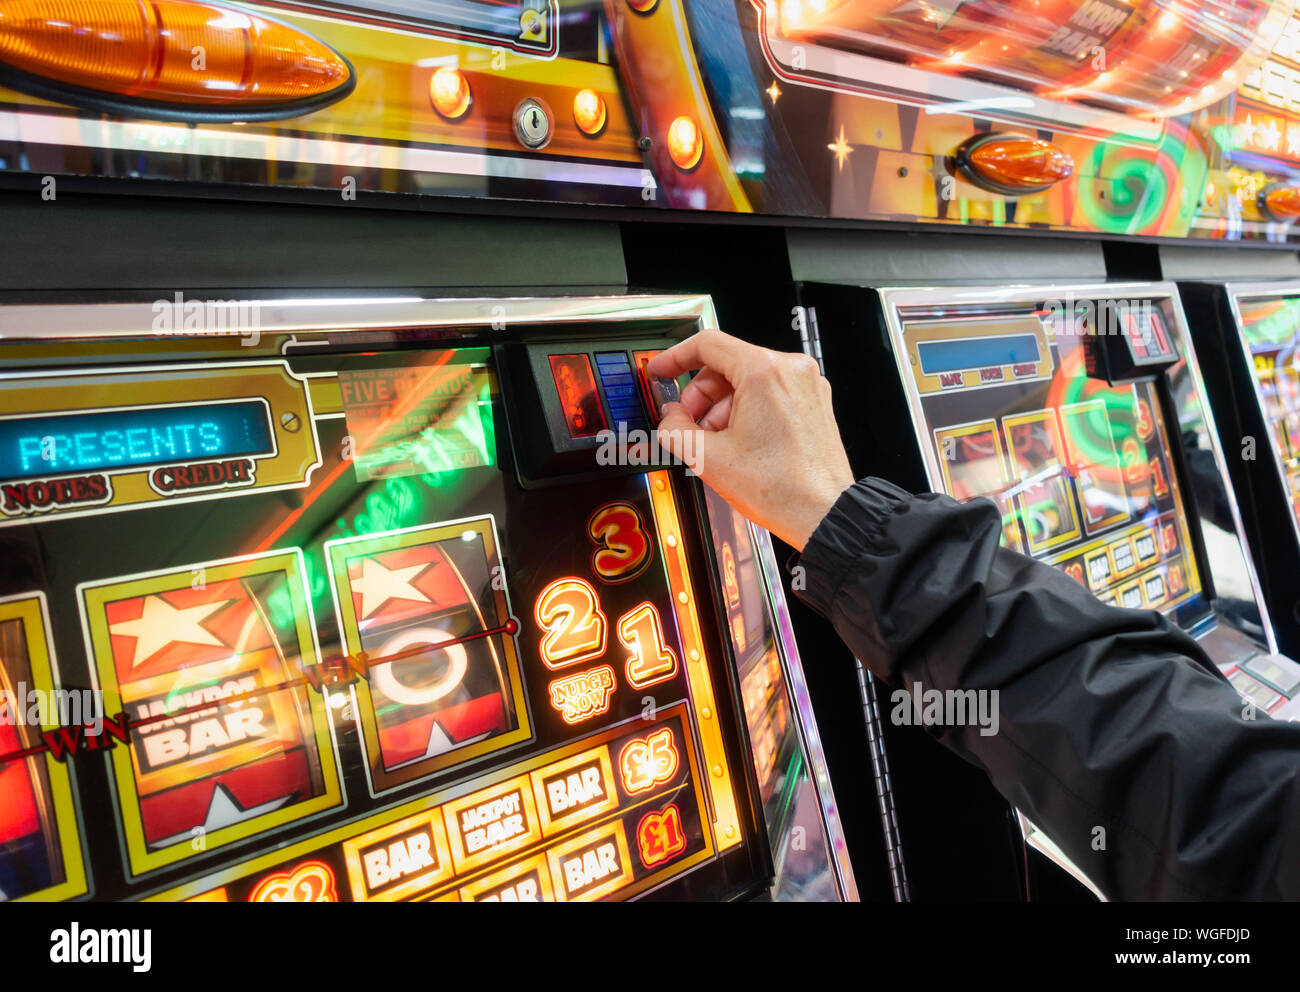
513 98 553 150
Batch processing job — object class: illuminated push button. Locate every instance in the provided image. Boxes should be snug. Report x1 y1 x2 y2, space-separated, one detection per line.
430 66 471 120
954 134 1074 196
667 115 704 171
1260 183 1300 222
626 0 658 11
513 97 553 149
0 0 354 119
573 88 607 136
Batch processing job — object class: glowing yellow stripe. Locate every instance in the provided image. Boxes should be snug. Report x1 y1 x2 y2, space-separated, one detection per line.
646 470 741 852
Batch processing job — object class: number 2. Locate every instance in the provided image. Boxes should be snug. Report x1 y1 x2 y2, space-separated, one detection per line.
535 576 607 670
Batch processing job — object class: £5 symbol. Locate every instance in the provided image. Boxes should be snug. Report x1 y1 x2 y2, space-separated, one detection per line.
618 726 678 794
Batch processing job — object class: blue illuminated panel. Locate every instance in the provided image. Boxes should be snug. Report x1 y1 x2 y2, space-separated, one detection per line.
594 352 648 432
916 334 1042 375
0 400 273 481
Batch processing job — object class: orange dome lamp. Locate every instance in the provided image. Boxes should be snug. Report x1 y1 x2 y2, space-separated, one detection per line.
954 133 1074 196
0 0 354 121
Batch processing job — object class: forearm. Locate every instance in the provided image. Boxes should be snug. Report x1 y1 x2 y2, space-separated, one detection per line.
794 478 1300 900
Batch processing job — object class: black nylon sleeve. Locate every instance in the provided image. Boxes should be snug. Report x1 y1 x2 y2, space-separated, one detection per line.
793 477 1300 900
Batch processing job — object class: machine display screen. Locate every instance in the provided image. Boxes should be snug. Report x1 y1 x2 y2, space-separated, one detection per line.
895 303 1209 623
0 401 273 481
1236 294 1300 532
0 327 769 902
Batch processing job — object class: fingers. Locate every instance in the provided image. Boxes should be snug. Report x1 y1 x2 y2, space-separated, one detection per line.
655 402 704 469
646 328 754 381
698 393 733 431
678 368 733 421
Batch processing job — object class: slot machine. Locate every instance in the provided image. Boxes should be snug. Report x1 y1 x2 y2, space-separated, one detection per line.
1179 280 1300 663
794 275 1300 896
0 294 860 901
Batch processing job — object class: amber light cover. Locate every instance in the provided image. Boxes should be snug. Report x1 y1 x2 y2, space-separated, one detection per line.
1261 184 1300 221
573 88 607 136
548 354 608 439
955 134 1074 196
429 66 471 120
667 115 703 171
0 0 353 117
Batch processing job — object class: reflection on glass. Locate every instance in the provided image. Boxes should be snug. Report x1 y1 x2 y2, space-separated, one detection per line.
703 486 838 901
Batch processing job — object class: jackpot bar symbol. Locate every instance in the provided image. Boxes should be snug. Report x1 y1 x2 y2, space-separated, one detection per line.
77 550 343 876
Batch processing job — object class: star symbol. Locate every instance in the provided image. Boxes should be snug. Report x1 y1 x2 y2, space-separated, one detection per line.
766 81 781 103
351 556 431 620
151 784 290 848
827 125 854 171
110 595 229 669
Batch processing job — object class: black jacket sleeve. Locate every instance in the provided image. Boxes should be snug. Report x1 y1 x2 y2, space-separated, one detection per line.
792 477 1300 901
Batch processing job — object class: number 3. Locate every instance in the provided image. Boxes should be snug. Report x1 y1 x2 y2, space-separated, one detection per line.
587 501 653 583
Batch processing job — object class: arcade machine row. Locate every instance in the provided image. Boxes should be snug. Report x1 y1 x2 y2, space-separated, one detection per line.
0 294 863 902
793 279 1300 896
1179 281 1300 662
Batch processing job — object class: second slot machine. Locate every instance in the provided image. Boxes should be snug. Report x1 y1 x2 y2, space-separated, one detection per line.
796 279 1300 896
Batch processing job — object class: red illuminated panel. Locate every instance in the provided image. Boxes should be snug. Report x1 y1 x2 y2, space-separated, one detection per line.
0 717 39 845
549 354 607 439
632 350 662 421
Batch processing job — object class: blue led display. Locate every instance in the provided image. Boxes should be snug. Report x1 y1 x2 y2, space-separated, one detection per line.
916 333 1042 375
594 352 648 433
0 400 273 481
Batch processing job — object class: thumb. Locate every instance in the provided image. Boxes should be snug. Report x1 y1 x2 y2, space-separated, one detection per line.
656 402 724 477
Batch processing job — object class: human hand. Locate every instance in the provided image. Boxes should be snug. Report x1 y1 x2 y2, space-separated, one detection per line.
647 329 854 551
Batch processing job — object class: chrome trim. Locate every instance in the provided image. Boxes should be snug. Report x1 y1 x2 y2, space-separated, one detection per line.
876 281 1278 655
0 294 716 342
750 524 860 902
1222 280 1300 579
1166 286 1279 655
0 112 650 192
